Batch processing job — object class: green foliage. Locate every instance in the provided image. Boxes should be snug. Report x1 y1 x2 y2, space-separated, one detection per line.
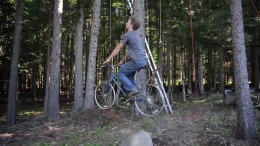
142 117 156 130
33 142 50 146
89 125 113 136
205 93 223 102
60 131 83 146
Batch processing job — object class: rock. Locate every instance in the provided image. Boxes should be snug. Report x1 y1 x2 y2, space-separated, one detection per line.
120 130 153 146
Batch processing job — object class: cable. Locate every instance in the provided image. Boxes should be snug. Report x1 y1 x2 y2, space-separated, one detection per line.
250 0 260 17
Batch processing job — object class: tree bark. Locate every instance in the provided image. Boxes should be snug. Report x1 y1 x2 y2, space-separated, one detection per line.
133 0 146 85
44 1 53 116
197 45 204 95
219 47 225 94
46 0 63 121
230 0 257 140
84 0 101 109
7 0 25 126
72 5 84 112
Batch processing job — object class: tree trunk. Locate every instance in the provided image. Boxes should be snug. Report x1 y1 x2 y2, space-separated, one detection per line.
219 47 225 94
7 0 25 126
206 49 213 90
46 0 63 121
213 52 217 91
72 5 84 112
133 0 146 85
181 52 186 102
172 41 177 92
44 1 53 116
166 35 172 96
84 0 101 109
230 0 257 140
197 45 204 95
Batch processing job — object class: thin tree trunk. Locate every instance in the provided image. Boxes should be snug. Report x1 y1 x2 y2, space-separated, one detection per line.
230 0 257 140
44 23 52 117
46 0 63 121
31 64 37 99
197 45 204 95
219 47 225 93
213 52 217 91
72 5 84 112
187 64 192 95
166 35 172 97
206 49 213 90
181 52 186 102
69 33 75 98
65 34 70 99
84 0 101 109
7 0 25 126
172 41 177 92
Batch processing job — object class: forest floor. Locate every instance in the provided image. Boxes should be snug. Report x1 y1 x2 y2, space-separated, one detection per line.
0 93 260 146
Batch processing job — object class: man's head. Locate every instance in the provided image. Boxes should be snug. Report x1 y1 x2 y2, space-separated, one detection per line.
127 16 140 31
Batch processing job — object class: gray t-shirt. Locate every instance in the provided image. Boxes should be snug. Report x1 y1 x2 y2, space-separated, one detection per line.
120 31 146 61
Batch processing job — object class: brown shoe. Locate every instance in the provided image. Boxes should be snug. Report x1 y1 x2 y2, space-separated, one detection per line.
127 88 139 97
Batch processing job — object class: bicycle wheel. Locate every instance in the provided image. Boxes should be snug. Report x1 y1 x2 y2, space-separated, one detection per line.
95 81 115 109
135 84 164 116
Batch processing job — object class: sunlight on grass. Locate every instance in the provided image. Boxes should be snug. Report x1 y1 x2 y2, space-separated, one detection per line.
194 99 206 103
18 111 43 116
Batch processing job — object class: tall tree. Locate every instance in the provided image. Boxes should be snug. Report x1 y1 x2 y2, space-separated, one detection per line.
72 4 84 112
45 0 63 121
84 0 101 109
133 0 146 84
230 0 257 140
7 0 25 126
44 6 53 116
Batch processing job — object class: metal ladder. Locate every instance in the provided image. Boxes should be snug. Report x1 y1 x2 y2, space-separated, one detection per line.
127 0 173 114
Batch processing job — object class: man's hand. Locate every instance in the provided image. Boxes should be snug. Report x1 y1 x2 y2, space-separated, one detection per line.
117 61 124 66
103 58 111 64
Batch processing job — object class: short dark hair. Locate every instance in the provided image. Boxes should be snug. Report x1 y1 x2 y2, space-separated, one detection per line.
129 16 140 30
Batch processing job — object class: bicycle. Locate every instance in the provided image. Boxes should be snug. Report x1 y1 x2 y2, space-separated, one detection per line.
94 64 164 116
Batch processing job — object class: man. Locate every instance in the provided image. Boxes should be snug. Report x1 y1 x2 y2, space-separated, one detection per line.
103 16 147 97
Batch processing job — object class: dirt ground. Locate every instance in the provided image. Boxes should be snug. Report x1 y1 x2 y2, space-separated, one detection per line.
0 95 260 146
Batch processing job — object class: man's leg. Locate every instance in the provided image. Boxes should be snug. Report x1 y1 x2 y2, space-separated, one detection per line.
117 60 138 92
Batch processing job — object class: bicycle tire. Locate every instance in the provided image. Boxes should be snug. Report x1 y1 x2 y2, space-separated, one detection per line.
95 81 115 109
135 84 164 116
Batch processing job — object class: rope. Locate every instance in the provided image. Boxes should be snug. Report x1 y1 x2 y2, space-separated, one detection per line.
159 0 162 46
109 0 112 50
250 0 260 17
145 0 149 43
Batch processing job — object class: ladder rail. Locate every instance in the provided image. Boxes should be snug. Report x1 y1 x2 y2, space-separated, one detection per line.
127 0 173 114
145 39 173 114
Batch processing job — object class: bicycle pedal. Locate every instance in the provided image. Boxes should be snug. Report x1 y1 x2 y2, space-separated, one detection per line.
153 109 159 114
103 105 109 108
125 99 134 103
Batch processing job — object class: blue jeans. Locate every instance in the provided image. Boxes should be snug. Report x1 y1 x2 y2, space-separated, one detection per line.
117 59 147 93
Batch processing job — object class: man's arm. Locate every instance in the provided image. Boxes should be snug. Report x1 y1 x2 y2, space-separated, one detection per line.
103 42 124 64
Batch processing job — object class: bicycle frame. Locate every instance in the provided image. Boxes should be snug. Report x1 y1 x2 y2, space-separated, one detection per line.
102 65 143 99
95 64 165 116
109 74 127 97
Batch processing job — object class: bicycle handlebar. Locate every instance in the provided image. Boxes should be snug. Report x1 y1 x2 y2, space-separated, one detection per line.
101 64 115 70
